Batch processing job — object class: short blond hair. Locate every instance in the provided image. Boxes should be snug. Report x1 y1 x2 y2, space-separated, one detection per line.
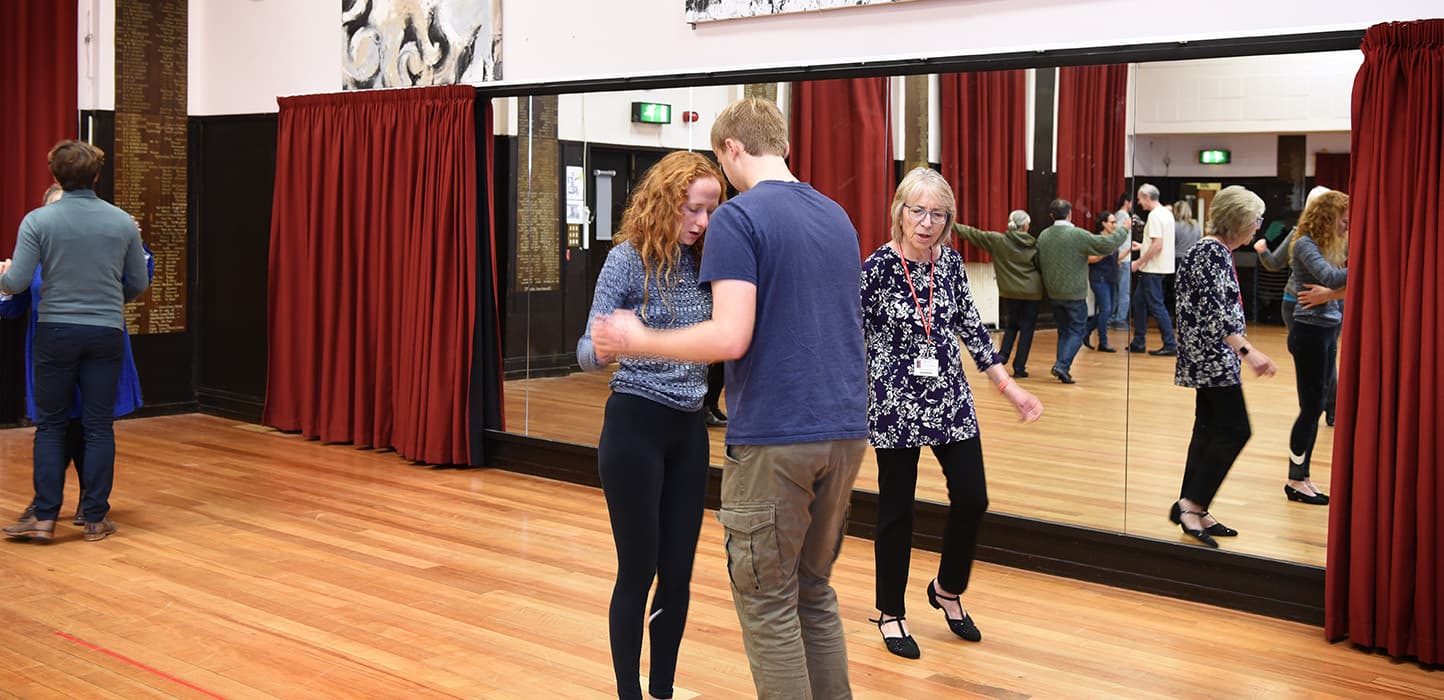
1206 186 1264 247
890 167 955 244
710 97 788 157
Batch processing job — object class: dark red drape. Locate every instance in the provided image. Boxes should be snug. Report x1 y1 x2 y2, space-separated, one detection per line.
265 85 477 465
1326 19 1444 665
1314 152 1352 192
0 0 78 255
790 78 894 259
940 70 1028 262
1056 65 1128 232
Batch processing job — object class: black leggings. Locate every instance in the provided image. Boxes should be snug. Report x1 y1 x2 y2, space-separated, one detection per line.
1288 321 1339 480
597 392 709 700
1180 385 1251 509
874 438 988 616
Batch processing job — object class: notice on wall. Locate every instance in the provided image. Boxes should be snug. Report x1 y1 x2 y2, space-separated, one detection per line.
115 0 188 334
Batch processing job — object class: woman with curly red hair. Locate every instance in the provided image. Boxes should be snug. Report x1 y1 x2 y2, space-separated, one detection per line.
576 150 725 700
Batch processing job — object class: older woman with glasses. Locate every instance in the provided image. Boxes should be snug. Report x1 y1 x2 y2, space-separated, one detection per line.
861 167 1042 659
1171 186 1278 547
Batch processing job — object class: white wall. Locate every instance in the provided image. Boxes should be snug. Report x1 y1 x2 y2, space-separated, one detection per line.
1132 132 1351 178
176 0 1438 116
558 86 740 150
77 0 113 111
1132 52 1361 134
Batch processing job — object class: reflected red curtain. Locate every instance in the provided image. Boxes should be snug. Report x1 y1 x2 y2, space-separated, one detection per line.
940 70 1027 262
1326 19 1444 665
1057 65 1127 231
1314 153 1351 192
1 0 78 255
790 78 894 259
265 85 477 465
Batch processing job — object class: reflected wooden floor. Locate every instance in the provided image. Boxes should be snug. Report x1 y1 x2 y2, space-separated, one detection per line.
0 415 1428 697
506 324 1331 566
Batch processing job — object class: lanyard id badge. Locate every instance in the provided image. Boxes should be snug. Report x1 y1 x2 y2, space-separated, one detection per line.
899 247 940 378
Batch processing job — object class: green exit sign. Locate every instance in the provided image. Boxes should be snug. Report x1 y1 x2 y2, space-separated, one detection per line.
1199 149 1231 164
631 102 672 124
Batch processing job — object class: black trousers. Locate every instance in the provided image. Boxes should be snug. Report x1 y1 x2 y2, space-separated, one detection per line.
1180 385 1251 509
874 438 988 616
1281 300 1337 421
597 392 709 700
1287 321 1339 480
998 297 1038 374
703 363 724 410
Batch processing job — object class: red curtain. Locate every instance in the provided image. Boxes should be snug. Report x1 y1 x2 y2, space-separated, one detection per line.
1326 19 1444 665
1314 153 1352 192
0 1 78 255
1056 65 1128 233
790 78 894 259
940 70 1028 262
265 86 477 465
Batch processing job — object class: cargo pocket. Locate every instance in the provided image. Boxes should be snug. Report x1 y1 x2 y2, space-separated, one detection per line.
717 503 780 591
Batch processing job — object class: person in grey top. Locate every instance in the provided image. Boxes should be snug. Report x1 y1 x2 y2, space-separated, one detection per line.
2 140 149 543
575 151 724 700
1283 190 1350 506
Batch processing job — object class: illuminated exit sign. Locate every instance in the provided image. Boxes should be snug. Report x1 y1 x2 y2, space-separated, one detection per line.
631 102 672 124
1199 149 1231 165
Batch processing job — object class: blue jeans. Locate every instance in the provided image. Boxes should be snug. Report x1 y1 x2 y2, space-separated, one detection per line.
1131 272 1176 350
31 323 124 523
1089 276 1115 348
1051 299 1089 373
998 297 1038 373
1111 260 1131 326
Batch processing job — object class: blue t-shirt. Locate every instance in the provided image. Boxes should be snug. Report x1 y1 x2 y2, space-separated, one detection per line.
698 180 869 445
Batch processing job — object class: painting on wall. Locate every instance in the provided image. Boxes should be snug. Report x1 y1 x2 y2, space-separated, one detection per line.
685 0 920 23
343 0 501 89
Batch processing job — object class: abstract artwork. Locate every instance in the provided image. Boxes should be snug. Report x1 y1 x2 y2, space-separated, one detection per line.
343 0 501 89
685 0 919 23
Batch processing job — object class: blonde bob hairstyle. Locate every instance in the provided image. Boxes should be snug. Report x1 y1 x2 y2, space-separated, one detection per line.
890 167 955 246
614 150 726 314
1205 185 1265 248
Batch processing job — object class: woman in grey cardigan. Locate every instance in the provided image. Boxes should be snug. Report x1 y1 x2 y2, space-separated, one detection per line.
954 210 1041 377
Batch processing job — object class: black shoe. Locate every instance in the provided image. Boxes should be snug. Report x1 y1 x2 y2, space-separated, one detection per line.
1097 345 1117 353
1172 504 1219 548
1127 343 1146 353
1285 484 1329 505
72 509 85 527
1013 369 1029 378
704 406 728 427
1172 503 1240 537
870 615 920 659
926 579 981 642
1325 413 1336 427
1083 337 1095 350
1050 367 1075 384
1148 347 1177 356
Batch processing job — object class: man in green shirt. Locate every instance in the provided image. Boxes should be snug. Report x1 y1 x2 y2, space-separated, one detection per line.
1036 199 1129 383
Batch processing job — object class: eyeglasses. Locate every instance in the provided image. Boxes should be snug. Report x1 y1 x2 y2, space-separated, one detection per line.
1254 216 1264 228
904 205 950 225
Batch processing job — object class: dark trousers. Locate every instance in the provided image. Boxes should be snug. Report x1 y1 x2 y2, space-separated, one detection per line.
997 297 1038 374
704 363 724 410
1050 299 1088 373
1088 276 1116 348
1287 322 1338 480
1180 385 1251 509
597 392 709 700
1131 272 1177 350
1281 300 1337 421
874 438 988 616
32 323 123 523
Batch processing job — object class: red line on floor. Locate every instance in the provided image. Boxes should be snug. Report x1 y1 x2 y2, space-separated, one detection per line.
54 631 226 699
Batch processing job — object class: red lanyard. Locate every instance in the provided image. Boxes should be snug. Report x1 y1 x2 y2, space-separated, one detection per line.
897 247 935 342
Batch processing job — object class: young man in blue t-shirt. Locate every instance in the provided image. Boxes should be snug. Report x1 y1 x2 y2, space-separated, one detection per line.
592 97 868 699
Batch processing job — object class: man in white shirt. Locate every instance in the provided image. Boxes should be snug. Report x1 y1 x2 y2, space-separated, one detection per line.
1128 183 1177 355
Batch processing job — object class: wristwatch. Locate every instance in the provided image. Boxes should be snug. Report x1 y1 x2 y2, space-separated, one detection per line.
1238 345 1251 356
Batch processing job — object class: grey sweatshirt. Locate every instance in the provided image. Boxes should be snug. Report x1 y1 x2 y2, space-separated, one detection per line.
1289 235 1347 327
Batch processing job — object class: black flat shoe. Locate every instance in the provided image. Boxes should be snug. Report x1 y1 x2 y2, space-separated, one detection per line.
1202 511 1238 537
1083 338 1095 350
1097 345 1117 353
1050 367 1075 384
1285 484 1329 505
870 615 920 659
1013 369 1029 378
1173 505 1218 548
926 580 981 642
1148 347 1177 356
1127 343 1146 353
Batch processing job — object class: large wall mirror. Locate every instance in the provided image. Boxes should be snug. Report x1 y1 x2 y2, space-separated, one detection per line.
494 45 1358 571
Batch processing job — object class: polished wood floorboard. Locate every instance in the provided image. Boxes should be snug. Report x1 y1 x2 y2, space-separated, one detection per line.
506 324 1331 566
0 415 1427 698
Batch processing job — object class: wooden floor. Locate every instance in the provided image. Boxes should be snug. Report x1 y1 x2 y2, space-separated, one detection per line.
0 414 1432 698
506 324 1332 566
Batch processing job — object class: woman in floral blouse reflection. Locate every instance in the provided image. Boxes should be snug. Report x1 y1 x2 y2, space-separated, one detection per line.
861 167 1043 659
1171 185 1278 548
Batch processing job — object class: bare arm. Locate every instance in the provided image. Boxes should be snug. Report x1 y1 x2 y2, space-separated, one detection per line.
593 279 757 363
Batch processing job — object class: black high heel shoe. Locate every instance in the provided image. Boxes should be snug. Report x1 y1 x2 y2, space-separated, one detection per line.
926 579 981 642
1169 502 1218 548
869 615 920 659
1285 484 1329 505
1170 501 1238 537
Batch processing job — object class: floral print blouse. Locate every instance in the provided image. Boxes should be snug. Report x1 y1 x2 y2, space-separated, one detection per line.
861 244 1000 448
1175 238 1247 388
